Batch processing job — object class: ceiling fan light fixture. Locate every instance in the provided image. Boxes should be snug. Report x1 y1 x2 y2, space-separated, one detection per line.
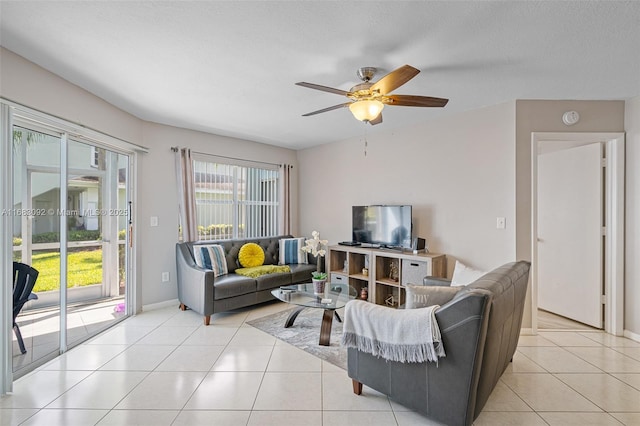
349 100 384 122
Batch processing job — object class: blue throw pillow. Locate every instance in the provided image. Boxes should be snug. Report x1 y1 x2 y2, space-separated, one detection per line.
279 237 308 265
193 244 228 277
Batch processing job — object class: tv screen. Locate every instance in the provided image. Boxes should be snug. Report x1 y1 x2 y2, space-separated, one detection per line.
352 205 412 249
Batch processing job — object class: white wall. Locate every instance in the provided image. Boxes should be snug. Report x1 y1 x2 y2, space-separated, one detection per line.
625 95 640 337
297 101 517 275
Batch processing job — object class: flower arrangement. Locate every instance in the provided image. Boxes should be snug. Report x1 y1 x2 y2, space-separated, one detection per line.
302 230 328 280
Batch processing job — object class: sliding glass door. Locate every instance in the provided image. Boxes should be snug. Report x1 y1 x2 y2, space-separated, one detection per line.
11 125 131 375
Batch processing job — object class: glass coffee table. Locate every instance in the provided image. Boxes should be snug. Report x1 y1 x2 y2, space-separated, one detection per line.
271 283 355 346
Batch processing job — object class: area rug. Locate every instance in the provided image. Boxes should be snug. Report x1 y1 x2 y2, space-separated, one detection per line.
247 307 347 370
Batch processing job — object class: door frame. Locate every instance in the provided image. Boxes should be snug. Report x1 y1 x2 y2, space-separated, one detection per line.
1 104 14 394
531 132 624 336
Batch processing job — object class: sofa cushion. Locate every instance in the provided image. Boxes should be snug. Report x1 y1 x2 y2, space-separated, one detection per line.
405 284 461 309
256 271 292 291
239 243 265 268
279 237 308 265
212 274 257 300
451 260 486 287
193 244 228 277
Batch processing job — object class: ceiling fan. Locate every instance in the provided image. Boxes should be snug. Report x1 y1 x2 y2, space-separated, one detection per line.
296 64 448 125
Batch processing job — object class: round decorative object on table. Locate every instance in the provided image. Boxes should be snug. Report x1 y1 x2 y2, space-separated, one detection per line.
312 278 326 295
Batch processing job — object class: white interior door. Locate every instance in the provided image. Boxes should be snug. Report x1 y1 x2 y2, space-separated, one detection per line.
537 142 603 328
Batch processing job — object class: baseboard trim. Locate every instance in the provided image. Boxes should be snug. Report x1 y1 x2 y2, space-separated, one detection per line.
624 329 640 343
520 328 534 336
142 298 179 312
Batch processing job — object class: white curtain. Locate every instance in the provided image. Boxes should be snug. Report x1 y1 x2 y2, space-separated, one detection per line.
279 164 292 236
175 147 198 242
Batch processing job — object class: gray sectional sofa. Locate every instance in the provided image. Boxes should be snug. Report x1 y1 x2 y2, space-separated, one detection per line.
176 235 316 325
347 261 531 426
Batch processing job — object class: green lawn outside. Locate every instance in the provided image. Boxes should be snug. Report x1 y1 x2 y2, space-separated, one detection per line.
30 249 103 292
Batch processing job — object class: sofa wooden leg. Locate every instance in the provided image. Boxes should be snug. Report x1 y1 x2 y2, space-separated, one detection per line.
204 315 211 326
179 303 187 311
352 379 363 395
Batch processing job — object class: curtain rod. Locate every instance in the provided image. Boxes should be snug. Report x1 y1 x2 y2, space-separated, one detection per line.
171 146 291 168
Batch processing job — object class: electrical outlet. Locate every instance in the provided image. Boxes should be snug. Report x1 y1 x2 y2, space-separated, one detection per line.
161 272 169 282
496 217 506 229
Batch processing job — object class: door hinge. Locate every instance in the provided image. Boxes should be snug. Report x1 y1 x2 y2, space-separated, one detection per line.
601 295 607 304
601 158 607 167
602 226 607 236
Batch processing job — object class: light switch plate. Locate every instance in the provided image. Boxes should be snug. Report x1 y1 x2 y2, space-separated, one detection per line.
496 217 506 229
150 216 158 227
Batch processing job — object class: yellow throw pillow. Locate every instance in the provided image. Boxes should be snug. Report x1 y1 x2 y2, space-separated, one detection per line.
238 242 265 268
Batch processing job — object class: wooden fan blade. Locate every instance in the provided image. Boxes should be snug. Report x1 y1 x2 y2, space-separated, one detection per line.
302 102 352 116
385 95 449 107
295 82 349 96
369 113 383 125
370 65 420 95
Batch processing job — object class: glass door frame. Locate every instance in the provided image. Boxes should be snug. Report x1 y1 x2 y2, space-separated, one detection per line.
1 104 14 394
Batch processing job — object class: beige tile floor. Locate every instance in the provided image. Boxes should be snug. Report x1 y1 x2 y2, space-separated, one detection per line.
1 301 640 426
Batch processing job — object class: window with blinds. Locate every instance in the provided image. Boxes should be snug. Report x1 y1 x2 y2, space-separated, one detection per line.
193 159 279 240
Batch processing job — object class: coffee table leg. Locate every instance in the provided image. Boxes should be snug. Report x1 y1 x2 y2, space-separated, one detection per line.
319 309 334 346
284 307 305 328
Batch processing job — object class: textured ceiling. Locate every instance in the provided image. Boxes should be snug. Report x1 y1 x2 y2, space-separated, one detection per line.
1 1 639 149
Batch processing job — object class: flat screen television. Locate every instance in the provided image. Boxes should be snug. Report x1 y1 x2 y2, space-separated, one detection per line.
352 205 412 249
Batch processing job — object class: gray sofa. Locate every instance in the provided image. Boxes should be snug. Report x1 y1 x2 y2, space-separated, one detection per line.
176 235 316 325
347 261 531 426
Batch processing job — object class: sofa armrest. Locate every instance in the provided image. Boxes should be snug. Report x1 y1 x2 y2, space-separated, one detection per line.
423 276 452 286
176 243 215 318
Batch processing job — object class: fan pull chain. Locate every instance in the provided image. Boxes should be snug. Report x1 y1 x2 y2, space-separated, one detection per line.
364 125 368 157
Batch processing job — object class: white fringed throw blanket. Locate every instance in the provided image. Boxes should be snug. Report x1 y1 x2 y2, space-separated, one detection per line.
341 300 445 363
